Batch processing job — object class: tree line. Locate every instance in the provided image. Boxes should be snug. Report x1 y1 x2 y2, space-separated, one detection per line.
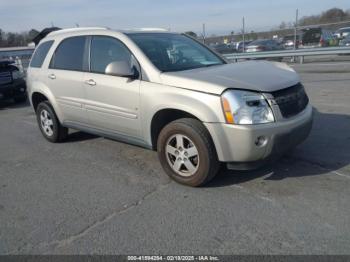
0 29 39 48
279 7 350 29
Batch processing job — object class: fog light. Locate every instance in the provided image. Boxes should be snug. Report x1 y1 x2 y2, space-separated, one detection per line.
255 136 267 147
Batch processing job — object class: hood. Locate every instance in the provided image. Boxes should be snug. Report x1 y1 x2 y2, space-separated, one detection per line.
160 61 300 95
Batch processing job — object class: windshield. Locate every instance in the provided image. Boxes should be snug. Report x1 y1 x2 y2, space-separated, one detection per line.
127 33 225 72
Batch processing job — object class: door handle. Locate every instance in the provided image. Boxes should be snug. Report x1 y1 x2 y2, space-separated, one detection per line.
48 74 56 80
85 79 96 86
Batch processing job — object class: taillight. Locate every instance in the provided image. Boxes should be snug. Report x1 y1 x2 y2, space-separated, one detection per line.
256 46 266 51
320 37 325 46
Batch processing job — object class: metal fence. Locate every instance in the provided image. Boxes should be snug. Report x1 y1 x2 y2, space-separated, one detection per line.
223 46 350 63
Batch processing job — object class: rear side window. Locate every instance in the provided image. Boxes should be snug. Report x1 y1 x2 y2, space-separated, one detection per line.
50 36 87 71
30 40 54 68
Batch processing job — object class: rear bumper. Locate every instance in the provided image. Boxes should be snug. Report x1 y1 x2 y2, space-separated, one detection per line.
204 104 313 168
0 79 27 99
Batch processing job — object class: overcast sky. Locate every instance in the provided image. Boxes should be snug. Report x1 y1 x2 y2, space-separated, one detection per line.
1 0 349 34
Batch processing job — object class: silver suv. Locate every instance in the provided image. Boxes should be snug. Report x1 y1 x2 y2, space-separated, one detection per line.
27 27 313 186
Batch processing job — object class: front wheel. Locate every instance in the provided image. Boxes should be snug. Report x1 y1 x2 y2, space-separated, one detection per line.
157 118 220 187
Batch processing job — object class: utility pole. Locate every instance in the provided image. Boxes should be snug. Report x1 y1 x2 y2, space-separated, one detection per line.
294 9 299 50
242 17 245 53
202 23 206 44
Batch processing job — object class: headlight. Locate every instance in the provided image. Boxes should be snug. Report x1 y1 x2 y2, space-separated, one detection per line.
12 70 23 80
221 90 275 125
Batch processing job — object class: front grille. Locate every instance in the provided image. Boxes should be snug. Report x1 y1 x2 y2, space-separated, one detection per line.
270 83 309 118
0 71 12 85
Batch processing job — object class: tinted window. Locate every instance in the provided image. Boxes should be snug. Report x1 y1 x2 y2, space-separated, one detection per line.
302 29 322 43
90 36 134 74
283 35 295 41
128 33 224 72
50 36 86 71
30 41 54 68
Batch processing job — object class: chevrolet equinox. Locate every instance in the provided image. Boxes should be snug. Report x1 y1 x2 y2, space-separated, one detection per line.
27 28 313 186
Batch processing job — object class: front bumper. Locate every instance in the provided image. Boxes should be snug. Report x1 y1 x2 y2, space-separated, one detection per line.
0 79 27 99
205 104 313 168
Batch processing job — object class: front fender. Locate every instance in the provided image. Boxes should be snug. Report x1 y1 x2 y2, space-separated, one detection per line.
140 82 225 145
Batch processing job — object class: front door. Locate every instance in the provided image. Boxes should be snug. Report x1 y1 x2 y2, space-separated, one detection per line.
84 36 141 139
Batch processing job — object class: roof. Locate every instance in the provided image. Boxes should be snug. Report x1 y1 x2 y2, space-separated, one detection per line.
336 27 350 31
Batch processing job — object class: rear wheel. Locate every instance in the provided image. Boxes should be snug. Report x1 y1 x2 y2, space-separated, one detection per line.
157 118 220 187
36 101 68 143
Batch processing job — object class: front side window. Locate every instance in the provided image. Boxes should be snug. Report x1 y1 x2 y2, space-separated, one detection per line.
90 36 133 74
128 33 225 72
50 36 86 71
30 40 54 68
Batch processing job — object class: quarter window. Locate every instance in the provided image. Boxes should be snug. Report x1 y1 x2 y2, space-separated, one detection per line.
90 36 133 74
30 40 54 68
50 36 87 71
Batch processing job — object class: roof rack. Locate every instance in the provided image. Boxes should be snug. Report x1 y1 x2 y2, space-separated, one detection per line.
127 28 169 32
48 27 109 36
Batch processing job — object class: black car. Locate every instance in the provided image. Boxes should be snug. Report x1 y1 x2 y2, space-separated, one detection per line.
0 60 27 103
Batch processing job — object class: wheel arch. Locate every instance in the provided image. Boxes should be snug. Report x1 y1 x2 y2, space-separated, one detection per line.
150 108 204 150
30 88 63 122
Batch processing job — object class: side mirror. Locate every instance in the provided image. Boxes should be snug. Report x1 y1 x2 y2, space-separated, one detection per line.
105 61 138 79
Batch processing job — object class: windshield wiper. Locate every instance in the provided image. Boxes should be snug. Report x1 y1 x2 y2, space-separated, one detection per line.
204 63 222 67
161 63 222 72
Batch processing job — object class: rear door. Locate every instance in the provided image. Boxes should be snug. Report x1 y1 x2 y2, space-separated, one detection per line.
46 36 89 124
84 35 141 138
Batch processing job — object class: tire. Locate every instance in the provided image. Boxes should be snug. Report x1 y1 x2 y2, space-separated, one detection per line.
14 95 27 103
157 118 220 187
36 101 68 143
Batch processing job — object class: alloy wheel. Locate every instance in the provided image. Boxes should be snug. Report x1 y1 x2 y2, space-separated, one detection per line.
40 109 54 137
165 134 199 177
